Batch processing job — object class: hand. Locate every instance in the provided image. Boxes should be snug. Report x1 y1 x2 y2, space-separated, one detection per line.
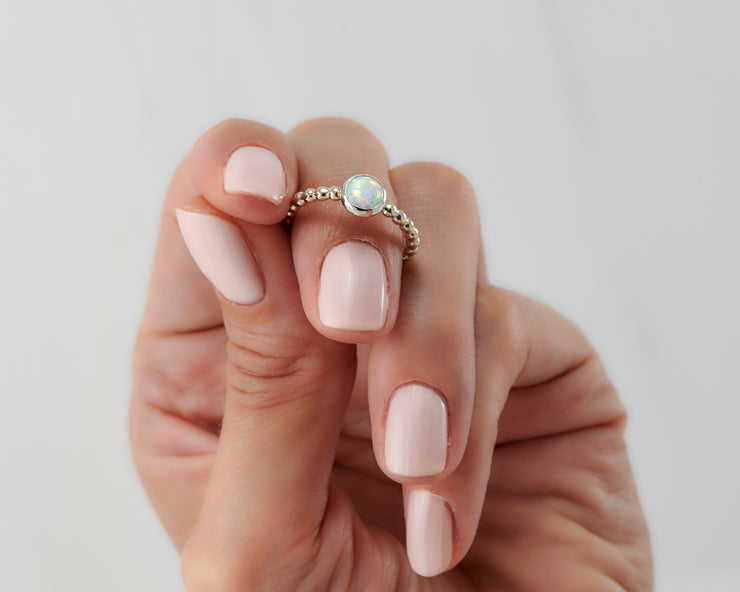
130 118 652 590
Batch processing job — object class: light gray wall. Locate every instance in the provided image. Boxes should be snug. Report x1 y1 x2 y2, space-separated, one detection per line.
1 1 738 590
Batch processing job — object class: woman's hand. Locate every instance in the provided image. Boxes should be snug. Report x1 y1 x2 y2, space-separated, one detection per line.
130 118 652 590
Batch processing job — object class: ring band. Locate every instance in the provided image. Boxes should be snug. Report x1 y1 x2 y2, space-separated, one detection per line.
283 174 420 261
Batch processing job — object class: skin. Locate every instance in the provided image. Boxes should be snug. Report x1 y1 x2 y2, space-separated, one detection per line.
129 118 653 591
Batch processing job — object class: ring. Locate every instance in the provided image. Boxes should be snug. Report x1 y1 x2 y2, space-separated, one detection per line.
283 174 420 261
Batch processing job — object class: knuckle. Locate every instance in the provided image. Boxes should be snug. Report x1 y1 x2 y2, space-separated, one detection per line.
291 116 376 140
225 331 352 410
574 356 629 427
475 285 529 373
429 312 473 352
395 161 478 208
392 162 480 246
476 286 526 344
228 334 305 381
192 118 244 151
192 118 279 158
208 117 247 135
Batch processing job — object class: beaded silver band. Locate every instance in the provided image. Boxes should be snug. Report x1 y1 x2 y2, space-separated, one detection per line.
283 174 420 261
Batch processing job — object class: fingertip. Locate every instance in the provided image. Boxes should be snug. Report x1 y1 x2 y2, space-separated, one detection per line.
405 489 455 578
316 240 392 333
190 119 298 225
293 236 402 344
223 145 287 205
384 383 449 479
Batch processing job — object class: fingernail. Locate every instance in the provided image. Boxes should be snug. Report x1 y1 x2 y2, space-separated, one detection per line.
223 146 286 204
318 241 387 331
406 490 453 577
176 210 264 305
385 383 448 477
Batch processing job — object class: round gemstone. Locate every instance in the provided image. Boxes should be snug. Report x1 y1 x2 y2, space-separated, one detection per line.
342 174 386 216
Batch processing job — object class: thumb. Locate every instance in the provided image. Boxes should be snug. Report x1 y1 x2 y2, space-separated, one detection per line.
174 204 356 589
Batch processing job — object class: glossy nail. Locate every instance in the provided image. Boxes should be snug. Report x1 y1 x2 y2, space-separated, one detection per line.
406 490 453 577
176 210 263 305
318 241 387 331
223 146 286 204
385 384 448 477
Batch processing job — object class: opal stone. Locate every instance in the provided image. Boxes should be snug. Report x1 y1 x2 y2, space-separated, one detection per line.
343 174 385 216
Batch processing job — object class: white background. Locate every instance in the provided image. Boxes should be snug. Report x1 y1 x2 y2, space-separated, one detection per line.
1 1 738 590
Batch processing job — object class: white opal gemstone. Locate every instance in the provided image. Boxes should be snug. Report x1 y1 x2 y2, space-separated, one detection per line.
342 174 386 216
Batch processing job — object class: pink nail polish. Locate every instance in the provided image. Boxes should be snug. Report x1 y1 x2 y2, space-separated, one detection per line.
223 146 286 204
176 210 264 305
406 490 453 577
385 384 448 477
318 241 388 331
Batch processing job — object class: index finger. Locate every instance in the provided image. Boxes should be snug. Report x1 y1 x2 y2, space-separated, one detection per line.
139 119 298 337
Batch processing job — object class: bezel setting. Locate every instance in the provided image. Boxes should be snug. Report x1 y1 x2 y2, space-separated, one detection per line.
341 174 387 217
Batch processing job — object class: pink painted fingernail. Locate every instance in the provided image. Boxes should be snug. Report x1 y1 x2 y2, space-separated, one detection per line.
176 210 264 305
223 146 286 204
406 490 453 577
318 241 388 331
385 384 448 477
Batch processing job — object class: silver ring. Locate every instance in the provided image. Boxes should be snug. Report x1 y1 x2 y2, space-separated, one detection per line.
283 174 420 261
